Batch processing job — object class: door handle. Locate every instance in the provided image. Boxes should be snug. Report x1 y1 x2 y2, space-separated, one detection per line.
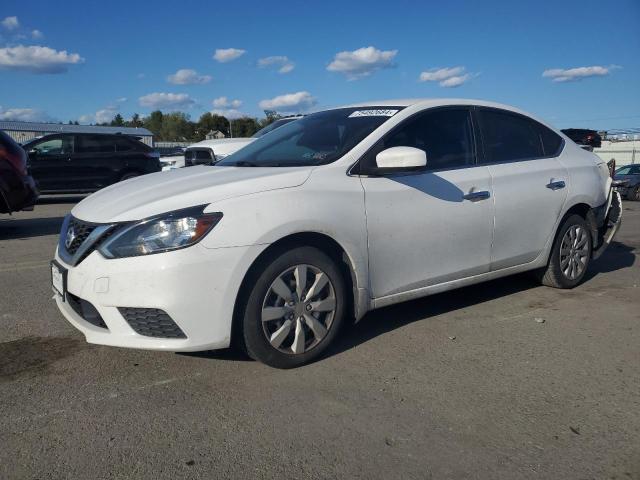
463 190 491 201
546 180 566 190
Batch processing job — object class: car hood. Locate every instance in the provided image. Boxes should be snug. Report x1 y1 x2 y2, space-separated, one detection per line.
71 165 313 223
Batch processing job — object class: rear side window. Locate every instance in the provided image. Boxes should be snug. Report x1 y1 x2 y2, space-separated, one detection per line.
115 137 135 152
376 108 475 170
77 135 115 154
186 149 214 161
538 124 563 156
479 109 543 163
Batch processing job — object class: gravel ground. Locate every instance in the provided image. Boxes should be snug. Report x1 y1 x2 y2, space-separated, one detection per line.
1 197 638 479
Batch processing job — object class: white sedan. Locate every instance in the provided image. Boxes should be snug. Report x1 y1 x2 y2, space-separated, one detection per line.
51 99 621 368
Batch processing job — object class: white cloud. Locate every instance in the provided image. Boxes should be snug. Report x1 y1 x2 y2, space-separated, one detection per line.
138 92 195 109
211 108 245 120
78 100 124 124
259 91 317 113
0 45 84 74
212 96 242 109
327 46 397 80
0 105 52 122
1 16 19 31
542 65 617 83
213 48 246 63
167 68 212 85
258 55 295 74
419 66 474 87
31 29 43 39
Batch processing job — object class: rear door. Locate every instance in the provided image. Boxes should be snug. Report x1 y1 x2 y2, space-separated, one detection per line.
73 135 119 189
476 107 568 270
360 107 494 298
26 135 76 191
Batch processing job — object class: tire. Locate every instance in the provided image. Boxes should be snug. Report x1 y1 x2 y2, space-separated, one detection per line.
119 172 140 182
538 214 592 289
240 246 346 368
627 185 640 201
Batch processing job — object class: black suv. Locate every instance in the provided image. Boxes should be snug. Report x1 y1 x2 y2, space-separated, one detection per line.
561 129 602 149
23 133 160 193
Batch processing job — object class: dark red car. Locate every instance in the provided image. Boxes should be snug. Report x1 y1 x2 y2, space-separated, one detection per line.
0 130 38 214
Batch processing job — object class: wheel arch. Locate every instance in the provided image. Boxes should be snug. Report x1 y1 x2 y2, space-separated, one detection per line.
231 231 364 348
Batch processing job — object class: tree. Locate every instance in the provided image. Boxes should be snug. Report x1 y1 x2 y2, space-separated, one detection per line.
195 112 229 140
143 111 164 138
231 117 259 137
110 114 125 126
128 113 144 128
160 112 195 141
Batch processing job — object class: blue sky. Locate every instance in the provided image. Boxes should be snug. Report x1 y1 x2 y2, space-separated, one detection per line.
1 0 639 130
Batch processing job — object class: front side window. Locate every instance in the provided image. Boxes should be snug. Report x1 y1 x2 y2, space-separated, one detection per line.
479 109 544 163
371 108 475 171
31 136 74 157
218 107 403 167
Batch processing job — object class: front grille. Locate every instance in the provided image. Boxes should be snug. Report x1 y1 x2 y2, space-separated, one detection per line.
66 218 96 255
118 308 186 339
67 293 108 329
76 227 116 264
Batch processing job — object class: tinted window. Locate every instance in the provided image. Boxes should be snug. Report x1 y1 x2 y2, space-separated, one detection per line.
31 136 74 157
479 109 543 163
376 108 475 170
185 149 213 161
77 135 115 154
252 118 297 138
115 137 135 152
538 124 563 156
616 166 631 175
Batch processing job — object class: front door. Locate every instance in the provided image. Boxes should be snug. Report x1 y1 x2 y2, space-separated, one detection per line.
27 135 76 191
360 107 494 299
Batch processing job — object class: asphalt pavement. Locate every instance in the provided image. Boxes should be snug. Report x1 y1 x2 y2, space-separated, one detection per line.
1 197 638 479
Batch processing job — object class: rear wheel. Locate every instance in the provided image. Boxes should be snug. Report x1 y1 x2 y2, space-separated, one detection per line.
240 246 346 368
538 214 592 289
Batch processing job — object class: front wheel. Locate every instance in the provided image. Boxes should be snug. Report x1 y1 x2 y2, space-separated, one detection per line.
538 214 592 289
240 246 346 368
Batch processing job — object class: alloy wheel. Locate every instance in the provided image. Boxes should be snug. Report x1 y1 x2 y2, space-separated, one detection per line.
261 264 336 355
559 225 589 280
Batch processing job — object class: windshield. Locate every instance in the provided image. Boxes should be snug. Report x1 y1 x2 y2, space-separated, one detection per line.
252 118 298 138
218 107 403 167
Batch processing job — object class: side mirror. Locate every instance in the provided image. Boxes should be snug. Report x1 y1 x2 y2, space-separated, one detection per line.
375 146 427 171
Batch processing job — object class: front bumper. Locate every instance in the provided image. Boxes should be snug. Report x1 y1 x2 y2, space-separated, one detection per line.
54 242 267 351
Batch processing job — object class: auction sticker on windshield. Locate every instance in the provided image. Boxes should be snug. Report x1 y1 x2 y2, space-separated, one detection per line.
348 109 399 118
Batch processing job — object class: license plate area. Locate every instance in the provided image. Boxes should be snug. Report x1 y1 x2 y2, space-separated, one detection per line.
51 260 67 301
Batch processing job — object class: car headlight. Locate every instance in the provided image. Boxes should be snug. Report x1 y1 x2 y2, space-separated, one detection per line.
98 205 222 258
